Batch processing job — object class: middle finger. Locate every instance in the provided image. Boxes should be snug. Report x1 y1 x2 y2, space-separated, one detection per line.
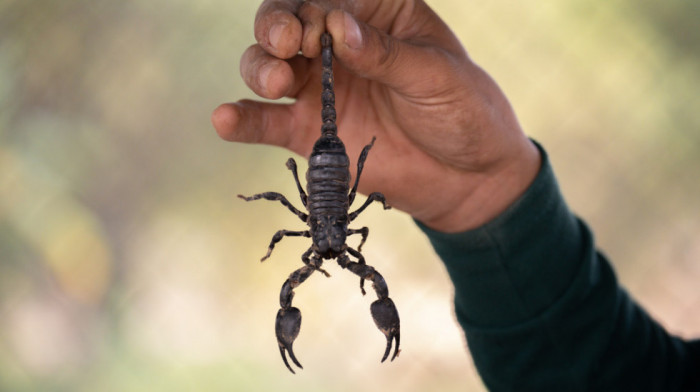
254 0 304 59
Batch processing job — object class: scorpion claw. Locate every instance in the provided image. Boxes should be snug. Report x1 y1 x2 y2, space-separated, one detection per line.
276 307 303 373
370 298 401 362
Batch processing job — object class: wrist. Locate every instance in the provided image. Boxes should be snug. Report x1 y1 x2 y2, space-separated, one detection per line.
418 137 541 233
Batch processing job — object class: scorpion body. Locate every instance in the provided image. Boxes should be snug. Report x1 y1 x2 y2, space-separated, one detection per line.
238 33 400 373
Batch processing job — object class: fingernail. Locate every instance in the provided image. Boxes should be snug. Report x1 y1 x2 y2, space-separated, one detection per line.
343 12 362 50
269 22 285 49
259 62 275 92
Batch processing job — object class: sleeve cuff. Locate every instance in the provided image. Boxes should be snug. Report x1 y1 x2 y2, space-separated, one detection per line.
415 140 586 327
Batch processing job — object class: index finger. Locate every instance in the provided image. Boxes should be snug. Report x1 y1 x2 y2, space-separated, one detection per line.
254 0 304 59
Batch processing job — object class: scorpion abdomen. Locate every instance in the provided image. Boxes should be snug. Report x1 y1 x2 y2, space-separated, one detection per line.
306 135 351 217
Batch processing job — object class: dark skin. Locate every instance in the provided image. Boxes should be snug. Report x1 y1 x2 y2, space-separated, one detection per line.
212 0 540 233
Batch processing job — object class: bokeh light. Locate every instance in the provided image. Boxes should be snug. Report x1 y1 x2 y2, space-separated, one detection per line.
1 1 699 391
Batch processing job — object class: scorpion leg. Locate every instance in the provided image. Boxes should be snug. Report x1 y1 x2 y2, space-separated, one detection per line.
348 227 369 252
349 192 391 221
347 247 368 295
338 252 401 363
301 247 330 277
238 192 308 222
260 230 310 262
349 137 376 206
286 158 308 207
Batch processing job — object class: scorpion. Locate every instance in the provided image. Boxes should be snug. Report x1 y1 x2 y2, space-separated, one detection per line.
238 32 400 373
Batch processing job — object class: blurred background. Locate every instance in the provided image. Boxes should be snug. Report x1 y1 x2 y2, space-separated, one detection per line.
1 0 699 391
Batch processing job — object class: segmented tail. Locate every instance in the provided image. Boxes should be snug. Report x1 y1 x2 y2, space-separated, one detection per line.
320 33 337 137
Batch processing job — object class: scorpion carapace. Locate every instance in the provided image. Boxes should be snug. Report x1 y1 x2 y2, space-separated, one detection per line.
238 32 400 373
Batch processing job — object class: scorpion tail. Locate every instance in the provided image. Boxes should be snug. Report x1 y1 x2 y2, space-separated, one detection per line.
320 32 337 137
276 307 303 373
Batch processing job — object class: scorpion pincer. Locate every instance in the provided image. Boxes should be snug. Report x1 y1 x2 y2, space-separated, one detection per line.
238 32 401 373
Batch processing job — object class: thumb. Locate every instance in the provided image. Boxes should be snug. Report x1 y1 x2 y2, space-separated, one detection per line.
325 9 450 95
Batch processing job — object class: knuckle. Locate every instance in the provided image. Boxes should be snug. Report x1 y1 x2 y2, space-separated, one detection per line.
376 34 401 72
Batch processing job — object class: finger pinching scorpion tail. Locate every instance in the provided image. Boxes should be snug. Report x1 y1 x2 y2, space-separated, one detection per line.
237 32 400 374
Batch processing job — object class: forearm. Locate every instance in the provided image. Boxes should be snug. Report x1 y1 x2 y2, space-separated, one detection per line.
416 141 695 390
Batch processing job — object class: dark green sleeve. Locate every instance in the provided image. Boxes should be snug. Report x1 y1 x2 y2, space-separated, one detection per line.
415 141 699 391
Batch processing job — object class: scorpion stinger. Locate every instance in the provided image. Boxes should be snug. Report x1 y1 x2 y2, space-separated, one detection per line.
238 32 399 373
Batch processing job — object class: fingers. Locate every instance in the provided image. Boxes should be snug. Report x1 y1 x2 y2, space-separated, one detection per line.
252 0 458 95
243 1 325 103
254 0 336 59
326 9 452 94
253 0 375 60
211 100 315 156
298 1 327 57
240 45 293 99
254 0 304 59
240 45 313 99
212 100 291 146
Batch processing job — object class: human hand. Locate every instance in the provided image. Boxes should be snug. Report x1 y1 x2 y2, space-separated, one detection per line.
212 0 540 232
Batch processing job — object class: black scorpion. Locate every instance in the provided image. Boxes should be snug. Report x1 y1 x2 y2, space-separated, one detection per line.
238 33 400 373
